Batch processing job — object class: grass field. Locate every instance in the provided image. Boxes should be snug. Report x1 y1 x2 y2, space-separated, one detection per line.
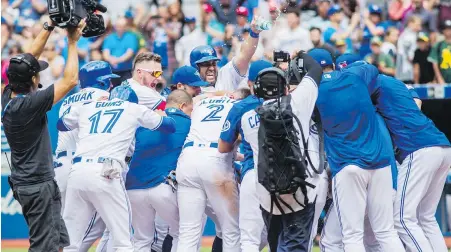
1 247 322 252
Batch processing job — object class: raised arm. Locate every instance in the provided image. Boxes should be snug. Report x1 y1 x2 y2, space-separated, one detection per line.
233 16 265 76
53 20 86 104
27 19 54 59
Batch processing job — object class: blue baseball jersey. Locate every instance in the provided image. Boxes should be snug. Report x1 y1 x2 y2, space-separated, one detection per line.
376 113 398 190
316 63 392 176
126 108 191 190
219 95 262 181
368 74 451 163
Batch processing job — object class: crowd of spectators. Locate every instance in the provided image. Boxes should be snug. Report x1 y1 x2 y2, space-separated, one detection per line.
2 0 451 89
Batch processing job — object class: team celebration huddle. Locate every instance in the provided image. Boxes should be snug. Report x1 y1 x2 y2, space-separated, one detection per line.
2 1 451 252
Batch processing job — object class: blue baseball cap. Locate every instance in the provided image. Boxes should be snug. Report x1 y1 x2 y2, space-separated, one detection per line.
172 66 209 87
125 9 134 19
327 5 342 17
369 4 382 15
184 16 196 23
308 49 334 67
335 53 361 70
248 60 273 82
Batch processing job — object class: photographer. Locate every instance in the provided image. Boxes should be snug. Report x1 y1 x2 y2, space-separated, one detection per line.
1 19 86 252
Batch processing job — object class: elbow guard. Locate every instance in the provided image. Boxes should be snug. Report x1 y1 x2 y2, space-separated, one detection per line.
157 117 176 134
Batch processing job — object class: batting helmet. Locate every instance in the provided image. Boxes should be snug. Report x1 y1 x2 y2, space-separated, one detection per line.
109 84 139 103
79 61 119 90
189 45 219 69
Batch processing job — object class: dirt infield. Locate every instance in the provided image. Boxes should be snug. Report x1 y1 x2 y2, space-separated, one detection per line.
2 237 216 249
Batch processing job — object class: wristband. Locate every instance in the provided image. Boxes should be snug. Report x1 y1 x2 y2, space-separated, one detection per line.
249 30 259 38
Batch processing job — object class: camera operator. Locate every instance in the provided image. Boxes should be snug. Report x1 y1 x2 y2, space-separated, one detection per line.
236 51 323 251
1 19 86 252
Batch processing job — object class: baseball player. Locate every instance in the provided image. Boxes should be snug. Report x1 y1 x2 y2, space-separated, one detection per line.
319 53 425 252
309 48 405 252
176 88 251 252
55 61 118 212
94 52 170 252
189 16 266 92
57 95 176 251
367 73 451 252
119 52 166 110
172 66 209 97
125 87 201 252
55 61 120 252
218 60 272 252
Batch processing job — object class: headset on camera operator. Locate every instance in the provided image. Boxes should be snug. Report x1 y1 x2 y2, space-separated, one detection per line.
235 51 323 252
1 19 86 252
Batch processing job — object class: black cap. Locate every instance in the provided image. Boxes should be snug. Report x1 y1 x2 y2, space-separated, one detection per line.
8 53 49 78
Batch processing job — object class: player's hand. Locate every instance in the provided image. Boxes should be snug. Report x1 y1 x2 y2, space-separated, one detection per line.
250 15 261 34
67 19 86 43
155 109 167 117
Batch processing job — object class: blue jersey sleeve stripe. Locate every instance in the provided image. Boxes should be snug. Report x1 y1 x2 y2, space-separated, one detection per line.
232 59 247 78
57 118 71 132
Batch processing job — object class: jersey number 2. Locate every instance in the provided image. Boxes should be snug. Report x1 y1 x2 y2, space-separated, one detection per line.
88 109 124 134
201 105 224 122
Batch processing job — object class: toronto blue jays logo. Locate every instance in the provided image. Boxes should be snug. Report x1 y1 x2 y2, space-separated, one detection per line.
338 61 347 69
201 48 214 56
221 120 231 132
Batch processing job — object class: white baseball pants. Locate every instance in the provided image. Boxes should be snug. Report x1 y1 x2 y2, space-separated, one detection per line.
77 213 106 252
239 169 268 252
394 146 451 252
55 154 73 213
63 162 133 252
332 165 404 252
205 201 223 239
320 188 398 252
308 172 329 252
127 183 179 252
95 229 110 252
152 215 170 252
176 147 240 252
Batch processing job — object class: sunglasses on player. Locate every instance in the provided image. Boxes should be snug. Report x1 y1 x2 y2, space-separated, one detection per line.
138 68 163 78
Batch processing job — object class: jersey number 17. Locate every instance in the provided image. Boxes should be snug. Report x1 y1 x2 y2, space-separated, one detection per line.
88 109 124 134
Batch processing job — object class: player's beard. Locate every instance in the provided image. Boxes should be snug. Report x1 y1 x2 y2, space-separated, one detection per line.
205 68 217 86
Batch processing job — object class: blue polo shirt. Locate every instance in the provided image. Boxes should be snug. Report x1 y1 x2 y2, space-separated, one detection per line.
11 0 45 21
368 74 451 163
61 37 90 69
103 32 139 72
125 108 191 190
324 27 353 53
220 95 262 181
360 23 387 58
316 63 392 176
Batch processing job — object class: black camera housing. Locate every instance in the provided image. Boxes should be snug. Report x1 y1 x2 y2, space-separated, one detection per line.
48 0 106 37
288 56 306 85
273 50 290 63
